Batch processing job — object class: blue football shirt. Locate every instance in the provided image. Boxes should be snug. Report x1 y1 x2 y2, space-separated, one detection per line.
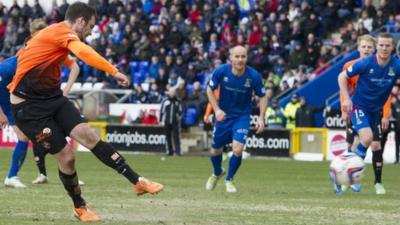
208 64 265 118
0 56 17 104
346 55 400 112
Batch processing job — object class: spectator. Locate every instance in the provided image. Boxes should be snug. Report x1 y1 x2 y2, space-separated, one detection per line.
295 96 323 127
186 81 207 122
362 0 377 18
160 88 183 156
142 109 159 125
288 43 306 69
132 109 145 124
265 99 285 128
358 10 373 32
303 12 321 37
148 56 161 82
148 83 163 104
283 93 301 129
134 85 148 104
58 0 69 17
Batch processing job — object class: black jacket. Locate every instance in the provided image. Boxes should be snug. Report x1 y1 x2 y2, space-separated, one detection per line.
160 96 183 125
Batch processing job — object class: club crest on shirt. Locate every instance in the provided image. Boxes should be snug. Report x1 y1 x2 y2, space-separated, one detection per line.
244 78 251 88
369 68 374 74
388 67 395 76
224 77 228 82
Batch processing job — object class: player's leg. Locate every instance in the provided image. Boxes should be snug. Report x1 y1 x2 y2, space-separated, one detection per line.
32 145 49 184
52 143 100 222
346 120 355 152
205 120 231 190
56 99 162 195
5 125 29 188
10 98 100 221
225 140 244 193
395 127 400 163
351 108 373 159
224 115 250 193
371 121 386 194
226 140 244 182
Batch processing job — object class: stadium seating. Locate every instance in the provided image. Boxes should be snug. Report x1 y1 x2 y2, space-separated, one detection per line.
183 108 198 126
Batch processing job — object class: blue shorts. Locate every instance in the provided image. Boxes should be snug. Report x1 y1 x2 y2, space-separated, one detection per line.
350 106 380 138
212 115 250 149
0 100 15 125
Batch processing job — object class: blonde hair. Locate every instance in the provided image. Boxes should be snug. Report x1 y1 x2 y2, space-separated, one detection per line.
357 34 375 46
29 19 47 35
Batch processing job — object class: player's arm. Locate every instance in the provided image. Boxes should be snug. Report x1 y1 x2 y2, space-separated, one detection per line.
67 41 129 87
203 102 213 124
338 70 352 113
207 69 225 121
203 89 219 124
0 105 8 127
339 61 355 121
256 94 268 134
207 86 225 121
62 57 80 96
381 95 392 131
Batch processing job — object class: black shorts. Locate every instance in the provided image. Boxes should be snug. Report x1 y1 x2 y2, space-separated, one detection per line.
346 118 382 145
11 96 86 154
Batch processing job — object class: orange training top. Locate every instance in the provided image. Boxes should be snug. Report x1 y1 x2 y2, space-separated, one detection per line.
203 89 220 123
8 21 117 100
340 59 391 118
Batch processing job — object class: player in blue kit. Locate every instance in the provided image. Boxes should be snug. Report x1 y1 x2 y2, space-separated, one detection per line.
0 56 29 188
205 45 267 193
338 33 400 194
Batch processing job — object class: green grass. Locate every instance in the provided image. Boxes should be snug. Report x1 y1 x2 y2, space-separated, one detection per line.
0 149 400 225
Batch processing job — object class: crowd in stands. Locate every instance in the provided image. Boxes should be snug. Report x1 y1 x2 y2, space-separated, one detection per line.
0 0 400 126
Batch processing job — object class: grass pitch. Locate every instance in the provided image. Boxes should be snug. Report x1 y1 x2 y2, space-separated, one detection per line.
0 149 400 225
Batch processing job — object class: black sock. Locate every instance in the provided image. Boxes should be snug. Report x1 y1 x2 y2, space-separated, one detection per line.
91 141 140 184
33 146 47 176
372 150 383 184
58 170 86 208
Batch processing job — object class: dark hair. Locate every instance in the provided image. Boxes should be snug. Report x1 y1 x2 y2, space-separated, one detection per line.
377 32 393 40
65 2 96 23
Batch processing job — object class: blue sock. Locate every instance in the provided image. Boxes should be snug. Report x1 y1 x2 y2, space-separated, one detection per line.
8 141 28 178
226 154 242 181
355 143 368 160
210 154 223 176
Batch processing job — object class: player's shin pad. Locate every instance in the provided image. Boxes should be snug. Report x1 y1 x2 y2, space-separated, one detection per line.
91 141 140 184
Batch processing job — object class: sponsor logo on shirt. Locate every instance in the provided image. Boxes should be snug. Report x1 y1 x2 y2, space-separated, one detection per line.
388 67 395 76
244 78 251 88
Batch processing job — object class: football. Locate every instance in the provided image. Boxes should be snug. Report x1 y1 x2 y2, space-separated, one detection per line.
329 152 366 186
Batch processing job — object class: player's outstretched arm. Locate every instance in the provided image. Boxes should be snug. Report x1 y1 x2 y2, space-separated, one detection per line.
113 72 130 87
255 95 268 134
62 60 80 96
67 41 130 87
338 71 352 113
207 86 225 121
